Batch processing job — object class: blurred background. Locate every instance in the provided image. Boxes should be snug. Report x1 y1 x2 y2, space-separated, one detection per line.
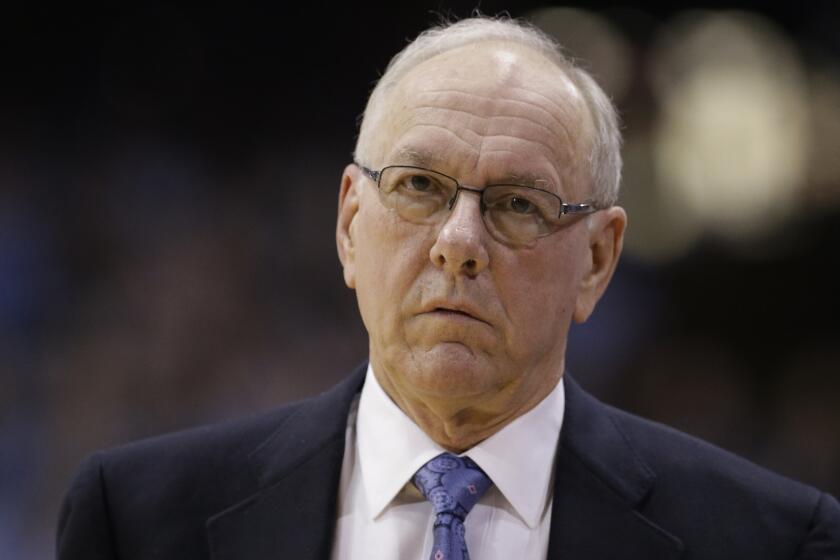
1 1 839 556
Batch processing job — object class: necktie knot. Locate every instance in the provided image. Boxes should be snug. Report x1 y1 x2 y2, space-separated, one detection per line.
413 453 491 516
412 453 493 560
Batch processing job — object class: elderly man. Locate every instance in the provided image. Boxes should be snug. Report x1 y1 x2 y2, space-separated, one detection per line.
58 16 839 560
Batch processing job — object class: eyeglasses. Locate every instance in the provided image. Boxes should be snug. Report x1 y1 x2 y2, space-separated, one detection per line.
356 163 601 246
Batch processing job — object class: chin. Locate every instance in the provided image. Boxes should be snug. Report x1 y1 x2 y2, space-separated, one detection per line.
405 343 500 399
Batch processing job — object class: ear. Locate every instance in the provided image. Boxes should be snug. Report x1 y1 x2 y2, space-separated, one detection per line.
336 163 361 289
573 206 627 323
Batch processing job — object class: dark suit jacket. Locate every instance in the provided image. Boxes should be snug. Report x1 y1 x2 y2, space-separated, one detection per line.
57 364 840 559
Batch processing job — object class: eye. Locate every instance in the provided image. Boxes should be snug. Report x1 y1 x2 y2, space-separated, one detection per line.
507 196 536 214
394 171 448 197
407 174 434 192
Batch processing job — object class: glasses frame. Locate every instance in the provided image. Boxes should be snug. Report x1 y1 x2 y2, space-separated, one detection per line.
357 164 600 219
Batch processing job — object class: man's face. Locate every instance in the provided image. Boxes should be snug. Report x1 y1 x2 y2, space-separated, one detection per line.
337 42 624 440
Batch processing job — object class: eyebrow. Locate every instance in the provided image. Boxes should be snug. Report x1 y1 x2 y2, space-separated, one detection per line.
394 147 443 167
393 147 556 191
497 172 553 190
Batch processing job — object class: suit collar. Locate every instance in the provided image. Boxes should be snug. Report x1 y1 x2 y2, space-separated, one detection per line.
559 374 656 504
206 364 367 560
247 366 366 487
547 374 684 558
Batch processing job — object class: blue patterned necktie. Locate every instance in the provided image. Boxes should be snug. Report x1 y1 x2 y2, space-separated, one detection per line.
412 453 493 560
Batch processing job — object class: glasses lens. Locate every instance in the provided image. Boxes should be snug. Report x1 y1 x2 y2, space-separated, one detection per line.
378 167 456 223
482 185 562 244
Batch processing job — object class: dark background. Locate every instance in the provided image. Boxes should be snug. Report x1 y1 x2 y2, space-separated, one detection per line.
1 2 839 557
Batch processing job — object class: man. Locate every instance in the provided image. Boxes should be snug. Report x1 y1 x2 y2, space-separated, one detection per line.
57 16 839 560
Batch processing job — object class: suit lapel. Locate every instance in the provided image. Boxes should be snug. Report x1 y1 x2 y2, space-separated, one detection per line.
547 375 684 559
206 365 367 560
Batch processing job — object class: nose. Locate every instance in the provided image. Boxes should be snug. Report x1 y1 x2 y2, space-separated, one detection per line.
429 189 490 277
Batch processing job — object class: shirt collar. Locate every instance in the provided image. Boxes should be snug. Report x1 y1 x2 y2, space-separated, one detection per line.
356 364 565 529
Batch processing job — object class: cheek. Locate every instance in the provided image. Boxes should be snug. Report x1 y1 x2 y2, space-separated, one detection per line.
495 235 586 351
353 204 431 336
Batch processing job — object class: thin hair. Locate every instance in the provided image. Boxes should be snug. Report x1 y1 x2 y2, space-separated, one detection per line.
354 15 623 207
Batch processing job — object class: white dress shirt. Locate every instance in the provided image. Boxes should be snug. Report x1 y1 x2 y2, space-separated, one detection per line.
330 364 565 560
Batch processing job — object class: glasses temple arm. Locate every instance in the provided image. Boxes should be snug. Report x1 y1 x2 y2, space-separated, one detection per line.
357 164 380 182
560 202 599 216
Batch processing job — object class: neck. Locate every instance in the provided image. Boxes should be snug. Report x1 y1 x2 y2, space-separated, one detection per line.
371 360 563 453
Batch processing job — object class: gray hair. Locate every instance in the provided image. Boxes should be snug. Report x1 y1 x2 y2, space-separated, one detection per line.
354 16 623 207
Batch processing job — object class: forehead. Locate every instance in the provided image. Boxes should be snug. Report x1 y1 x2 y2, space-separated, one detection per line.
375 41 592 192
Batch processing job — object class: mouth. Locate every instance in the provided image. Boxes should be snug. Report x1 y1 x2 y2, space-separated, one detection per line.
422 304 490 326
433 307 475 318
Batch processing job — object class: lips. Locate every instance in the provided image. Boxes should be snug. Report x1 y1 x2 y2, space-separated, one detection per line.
421 301 490 325
433 307 474 318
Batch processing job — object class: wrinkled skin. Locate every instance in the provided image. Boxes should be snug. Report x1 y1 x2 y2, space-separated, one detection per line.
337 41 626 451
